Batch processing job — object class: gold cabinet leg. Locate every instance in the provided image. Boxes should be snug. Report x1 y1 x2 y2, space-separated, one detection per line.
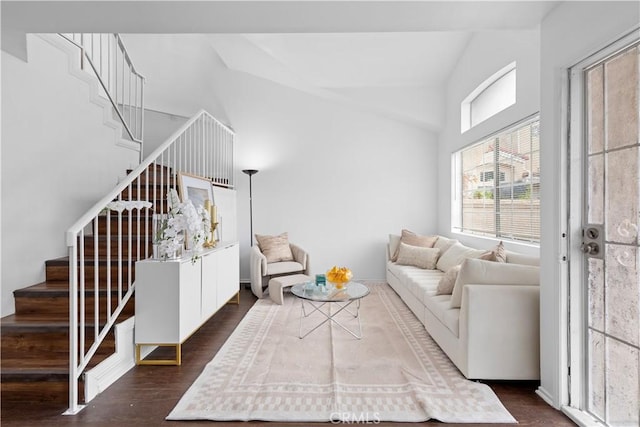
136 343 182 365
227 290 240 305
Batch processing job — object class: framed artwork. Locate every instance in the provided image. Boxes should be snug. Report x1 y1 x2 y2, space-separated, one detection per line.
178 172 215 210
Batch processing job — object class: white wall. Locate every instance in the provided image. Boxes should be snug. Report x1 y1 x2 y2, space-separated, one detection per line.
121 35 230 124
1 35 140 316
122 35 438 282
141 109 188 158
437 29 541 255
538 1 640 409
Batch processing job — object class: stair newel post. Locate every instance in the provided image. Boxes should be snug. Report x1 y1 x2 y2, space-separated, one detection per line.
65 236 83 414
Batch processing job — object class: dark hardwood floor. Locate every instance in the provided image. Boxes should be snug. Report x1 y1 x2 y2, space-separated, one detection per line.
1 287 575 426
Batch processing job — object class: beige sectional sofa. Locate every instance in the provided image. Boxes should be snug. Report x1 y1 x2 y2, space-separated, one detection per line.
386 233 540 380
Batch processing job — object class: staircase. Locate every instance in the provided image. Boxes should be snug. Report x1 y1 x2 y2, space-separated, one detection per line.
1 109 234 414
0 165 171 407
2 31 236 414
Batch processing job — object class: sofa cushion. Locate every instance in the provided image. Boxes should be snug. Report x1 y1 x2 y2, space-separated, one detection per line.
387 263 443 304
266 261 304 276
436 264 462 295
396 243 440 269
433 235 458 255
450 258 540 308
391 229 438 261
424 294 460 337
436 242 488 272
255 232 294 263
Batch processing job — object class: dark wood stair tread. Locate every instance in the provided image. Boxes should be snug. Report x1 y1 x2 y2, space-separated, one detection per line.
14 281 134 297
2 368 69 380
46 256 149 265
1 314 120 329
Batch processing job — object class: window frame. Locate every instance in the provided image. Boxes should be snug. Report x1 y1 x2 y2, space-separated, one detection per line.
452 114 540 245
461 61 517 133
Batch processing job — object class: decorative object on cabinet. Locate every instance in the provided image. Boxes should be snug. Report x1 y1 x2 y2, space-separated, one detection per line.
178 173 216 254
151 188 210 261
152 189 186 260
241 169 259 246
178 172 215 211
203 199 218 248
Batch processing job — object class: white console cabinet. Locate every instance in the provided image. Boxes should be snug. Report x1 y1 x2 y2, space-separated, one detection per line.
135 241 239 365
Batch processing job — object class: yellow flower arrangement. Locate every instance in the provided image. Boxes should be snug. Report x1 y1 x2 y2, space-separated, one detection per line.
326 266 353 289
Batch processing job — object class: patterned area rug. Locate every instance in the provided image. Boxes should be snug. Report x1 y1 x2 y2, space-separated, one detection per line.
167 283 516 423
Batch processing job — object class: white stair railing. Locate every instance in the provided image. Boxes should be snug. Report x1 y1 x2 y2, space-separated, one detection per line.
64 110 234 414
60 33 145 146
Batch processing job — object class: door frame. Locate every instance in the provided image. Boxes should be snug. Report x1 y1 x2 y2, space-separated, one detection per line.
564 29 640 425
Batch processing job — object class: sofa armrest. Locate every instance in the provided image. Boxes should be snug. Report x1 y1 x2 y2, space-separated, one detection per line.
249 246 268 298
450 258 539 308
290 243 309 273
459 284 540 380
387 234 400 262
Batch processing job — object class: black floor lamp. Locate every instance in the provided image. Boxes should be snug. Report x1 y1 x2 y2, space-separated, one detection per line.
242 169 259 246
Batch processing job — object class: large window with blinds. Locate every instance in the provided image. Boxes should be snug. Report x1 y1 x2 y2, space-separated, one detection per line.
452 116 540 244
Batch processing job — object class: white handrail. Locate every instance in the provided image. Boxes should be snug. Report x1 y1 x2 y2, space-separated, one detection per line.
66 109 221 241
65 109 234 414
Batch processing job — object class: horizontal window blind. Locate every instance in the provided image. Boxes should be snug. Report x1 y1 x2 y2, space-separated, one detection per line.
456 117 540 243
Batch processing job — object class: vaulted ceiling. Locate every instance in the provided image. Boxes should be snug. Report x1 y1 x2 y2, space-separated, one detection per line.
2 1 559 131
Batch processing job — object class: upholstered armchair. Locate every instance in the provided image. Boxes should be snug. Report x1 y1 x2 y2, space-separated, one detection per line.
250 241 309 298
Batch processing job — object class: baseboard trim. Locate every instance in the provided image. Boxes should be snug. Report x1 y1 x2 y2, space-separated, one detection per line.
535 386 557 408
84 316 154 404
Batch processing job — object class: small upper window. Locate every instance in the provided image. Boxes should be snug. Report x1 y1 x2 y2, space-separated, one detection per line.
461 62 516 133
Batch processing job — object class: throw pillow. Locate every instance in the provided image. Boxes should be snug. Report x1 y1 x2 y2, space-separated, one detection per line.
255 232 294 263
449 258 540 308
391 229 438 262
395 243 440 270
492 241 507 262
435 242 488 272
478 250 497 261
476 241 506 262
497 241 506 262
436 264 462 295
433 235 459 256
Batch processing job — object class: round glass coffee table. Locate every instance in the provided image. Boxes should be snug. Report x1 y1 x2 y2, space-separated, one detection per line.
290 282 370 339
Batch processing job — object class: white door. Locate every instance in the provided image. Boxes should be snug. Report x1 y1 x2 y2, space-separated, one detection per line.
569 35 640 426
